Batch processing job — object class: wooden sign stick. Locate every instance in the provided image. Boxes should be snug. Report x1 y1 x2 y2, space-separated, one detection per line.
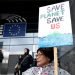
54 47 58 75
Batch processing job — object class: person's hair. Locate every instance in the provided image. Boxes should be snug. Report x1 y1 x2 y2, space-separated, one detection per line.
37 47 54 62
25 48 29 54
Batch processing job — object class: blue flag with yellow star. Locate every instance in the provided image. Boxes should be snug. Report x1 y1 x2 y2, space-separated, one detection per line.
3 23 26 37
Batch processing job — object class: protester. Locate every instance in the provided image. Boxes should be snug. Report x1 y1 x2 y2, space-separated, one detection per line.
0 50 4 63
14 48 33 75
22 47 71 75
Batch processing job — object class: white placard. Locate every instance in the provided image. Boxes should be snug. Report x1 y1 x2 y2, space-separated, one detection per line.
38 1 73 47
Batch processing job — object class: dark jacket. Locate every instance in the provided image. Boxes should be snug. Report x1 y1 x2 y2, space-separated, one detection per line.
0 50 4 63
18 54 33 72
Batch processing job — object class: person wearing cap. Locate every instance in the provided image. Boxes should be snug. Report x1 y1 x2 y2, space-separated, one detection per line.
22 47 71 75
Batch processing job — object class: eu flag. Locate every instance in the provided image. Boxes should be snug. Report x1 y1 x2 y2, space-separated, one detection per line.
3 23 26 37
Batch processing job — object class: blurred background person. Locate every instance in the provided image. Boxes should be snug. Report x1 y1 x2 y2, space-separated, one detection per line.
22 47 71 75
0 49 4 74
14 48 34 75
0 50 4 63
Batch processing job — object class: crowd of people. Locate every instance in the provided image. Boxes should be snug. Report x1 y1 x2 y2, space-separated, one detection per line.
14 47 71 75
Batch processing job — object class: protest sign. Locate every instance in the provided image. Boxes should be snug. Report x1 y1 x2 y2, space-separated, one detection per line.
38 1 73 47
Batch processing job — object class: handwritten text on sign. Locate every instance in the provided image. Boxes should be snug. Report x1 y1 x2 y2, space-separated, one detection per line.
40 4 64 29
